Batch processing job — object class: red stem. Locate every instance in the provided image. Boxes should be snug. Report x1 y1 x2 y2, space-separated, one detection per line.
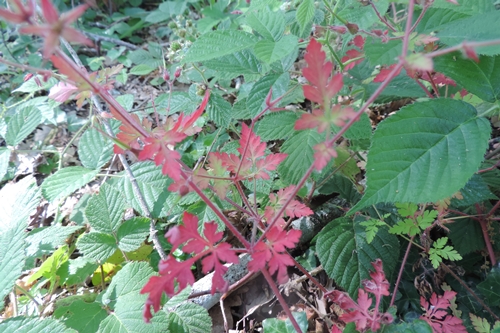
402 0 416 57
182 170 251 248
476 204 497 267
261 269 304 333
370 0 397 32
390 236 414 306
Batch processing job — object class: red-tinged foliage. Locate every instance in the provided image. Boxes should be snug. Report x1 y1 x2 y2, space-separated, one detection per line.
0 0 35 24
19 1 92 58
140 256 196 322
342 35 365 70
302 39 343 109
172 90 211 135
327 259 394 332
313 141 337 171
248 226 301 283
295 105 356 132
264 186 313 226
374 64 401 83
420 291 467 333
166 212 239 292
208 124 287 184
167 168 210 196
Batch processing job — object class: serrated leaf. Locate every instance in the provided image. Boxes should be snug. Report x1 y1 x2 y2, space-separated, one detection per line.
317 217 399 297
0 176 39 303
117 217 150 252
42 167 99 203
206 93 232 127
184 30 258 63
0 148 11 181
78 128 113 170
351 99 490 212
117 162 172 218
451 174 497 207
364 37 402 67
318 174 361 203
384 319 433 333
448 219 485 256
53 297 108 333
338 0 389 30
0 317 77 333
85 184 126 234
12 76 57 93
416 8 471 33
255 111 299 141
28 245 70 284
436 12 500 55
278 129 323 184
57 257 99 286
129 64 155 76
127 49 162 68
5 106 42 145
97 262 168 333
246 10 285 41
203 50 262 76
296 0 315 33
262 312 308 333
167 302 212 333
434 53 500 103
431 0 493 15
26 225 83 258
77 232 117 262
477 269 500 307
247 72 290 118
254 35 298 64
469 313 491 333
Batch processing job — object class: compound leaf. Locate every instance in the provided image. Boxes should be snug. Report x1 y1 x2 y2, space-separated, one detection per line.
42 167 98 203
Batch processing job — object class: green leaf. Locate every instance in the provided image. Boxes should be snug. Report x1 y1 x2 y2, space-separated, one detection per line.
430 0 493 15
85 184 126 234
28 245 70 285
0 148 11 180
434 53 500 103
477 269 500 307
5 106 42 145
246 10 285 41
436 12 500 55
360 219 386 244
12 76 57 93
77 232 117 262
145 1 186 23
416 8 471 33
167 302 212 333
351 99 491 212
451 174 497 207
0 176 39 303
127 48 162 68
364 37 402 66
338 0 389 30
448 218 485 256
384 319 433 333
57 257 99 287
255 111 299 141
98 262 168 332
343 112 372 150
0 317 76 333
54 297 108 333
262 312 308 333
428 237 462 268
117 217 150 252
26 225 83 258
78 128 113 170
203 50 262 76
246 72 290 118
278 129 323 185
116 162 172 218
317 217 399 297
42 167 99 203
184 30 258 63
129 64 156 76
254 35 298 64
296 0 315 33
206 93 232 127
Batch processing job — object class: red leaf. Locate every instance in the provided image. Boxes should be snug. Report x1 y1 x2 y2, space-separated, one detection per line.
238 123 266 162
48 82 79 102
342 49 364 70
374 64 402 83
302 39 343 107
420 291 468 333
313 141 338 171
295 105 356 133
173 90 211 134
264 186 313 226
141 256 195 322
255 153 287 179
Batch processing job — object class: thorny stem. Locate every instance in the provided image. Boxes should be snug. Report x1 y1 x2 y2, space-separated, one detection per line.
390 236 414 306
440 263 500 321
261 268 304 333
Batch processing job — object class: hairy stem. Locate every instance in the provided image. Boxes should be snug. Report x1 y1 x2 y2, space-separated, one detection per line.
390 236 414 306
